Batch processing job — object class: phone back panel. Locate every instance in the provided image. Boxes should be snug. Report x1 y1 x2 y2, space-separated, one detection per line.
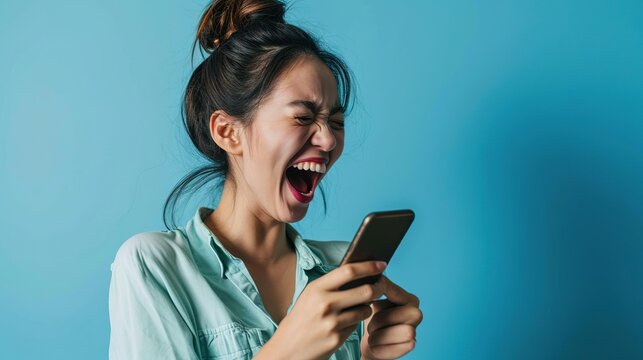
338 209 414 290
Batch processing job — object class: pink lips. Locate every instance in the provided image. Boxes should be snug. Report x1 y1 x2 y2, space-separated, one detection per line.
286 156 328 204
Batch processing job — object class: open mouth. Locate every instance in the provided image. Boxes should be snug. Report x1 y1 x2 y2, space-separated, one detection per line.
285 166 322 197
286 159 327 204
284 157 329 204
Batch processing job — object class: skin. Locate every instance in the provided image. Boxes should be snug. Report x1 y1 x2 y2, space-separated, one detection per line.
205 54 344 266
205 54 423 359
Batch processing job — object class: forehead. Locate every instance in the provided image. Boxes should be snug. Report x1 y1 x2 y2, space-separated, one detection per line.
266 55 339 110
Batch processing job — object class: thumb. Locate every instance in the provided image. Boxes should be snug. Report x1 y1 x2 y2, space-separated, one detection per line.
370 298 397 313
376 274 418 306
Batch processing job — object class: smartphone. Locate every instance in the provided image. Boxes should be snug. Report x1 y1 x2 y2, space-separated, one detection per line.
337 209 415 291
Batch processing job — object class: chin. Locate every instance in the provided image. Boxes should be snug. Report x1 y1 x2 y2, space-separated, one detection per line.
280 205 309 224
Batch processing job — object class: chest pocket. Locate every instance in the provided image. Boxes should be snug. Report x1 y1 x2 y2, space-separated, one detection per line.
197 322 268 360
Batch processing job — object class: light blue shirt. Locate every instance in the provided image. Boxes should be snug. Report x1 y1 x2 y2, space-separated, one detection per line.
109 207 363 359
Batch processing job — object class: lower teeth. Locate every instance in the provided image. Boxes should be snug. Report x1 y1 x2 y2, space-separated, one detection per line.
299 189 312 196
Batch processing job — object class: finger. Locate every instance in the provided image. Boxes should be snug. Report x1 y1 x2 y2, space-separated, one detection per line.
368 324 416 346
370 299 398 314
325 323 359 349
335 303 372 329
330 283 385 310
367 339 416 360
376 274 419 307
367 305 423 334
337 322 359 341
317 260 386 291
364 299 396 334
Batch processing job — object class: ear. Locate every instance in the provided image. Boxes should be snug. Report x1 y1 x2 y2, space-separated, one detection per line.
209 110 243 156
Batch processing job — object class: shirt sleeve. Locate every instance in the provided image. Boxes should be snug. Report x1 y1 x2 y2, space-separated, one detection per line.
108 238 200 360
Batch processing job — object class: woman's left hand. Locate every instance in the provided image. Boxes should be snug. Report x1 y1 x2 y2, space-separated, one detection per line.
360 274 423 360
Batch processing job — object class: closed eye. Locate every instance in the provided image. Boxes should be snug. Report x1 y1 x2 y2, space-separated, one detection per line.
294 116 314 124
296 116 344 131
330 119 344 130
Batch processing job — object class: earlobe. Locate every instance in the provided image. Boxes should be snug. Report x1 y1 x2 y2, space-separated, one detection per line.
209 110 243 155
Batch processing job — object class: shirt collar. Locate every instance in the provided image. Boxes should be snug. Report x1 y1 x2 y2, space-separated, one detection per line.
183 207 326 279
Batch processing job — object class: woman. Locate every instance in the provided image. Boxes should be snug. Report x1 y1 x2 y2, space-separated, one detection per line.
108 0 423 359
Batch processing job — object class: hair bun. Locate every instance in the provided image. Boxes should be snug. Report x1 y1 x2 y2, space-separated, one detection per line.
197 0 286 52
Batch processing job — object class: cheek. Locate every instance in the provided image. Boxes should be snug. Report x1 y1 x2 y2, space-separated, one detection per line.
250 129 301 179
277 126 312 154
247 126 292 160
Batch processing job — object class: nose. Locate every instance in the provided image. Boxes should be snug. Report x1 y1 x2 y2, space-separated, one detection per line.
310 119 336 152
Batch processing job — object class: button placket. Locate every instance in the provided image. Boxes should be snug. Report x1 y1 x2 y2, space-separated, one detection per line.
287 250 310 316
225 263 279 328
209 237 277 328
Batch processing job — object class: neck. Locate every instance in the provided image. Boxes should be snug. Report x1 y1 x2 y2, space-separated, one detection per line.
205 179 293 267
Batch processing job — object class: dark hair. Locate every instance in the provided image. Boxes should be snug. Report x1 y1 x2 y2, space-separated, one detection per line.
163 0 355 229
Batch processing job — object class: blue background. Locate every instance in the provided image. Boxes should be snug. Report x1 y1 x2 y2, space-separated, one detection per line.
1 0 642 358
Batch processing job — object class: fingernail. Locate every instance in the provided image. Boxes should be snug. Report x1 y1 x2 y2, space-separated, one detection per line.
376 261 387 270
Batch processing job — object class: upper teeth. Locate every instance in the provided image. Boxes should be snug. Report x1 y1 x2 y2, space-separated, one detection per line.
292 161 326 173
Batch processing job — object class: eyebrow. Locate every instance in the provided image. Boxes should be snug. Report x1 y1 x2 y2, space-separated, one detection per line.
287 100 343 115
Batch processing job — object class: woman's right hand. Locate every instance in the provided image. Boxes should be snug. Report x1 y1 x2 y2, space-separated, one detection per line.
257 260 387 360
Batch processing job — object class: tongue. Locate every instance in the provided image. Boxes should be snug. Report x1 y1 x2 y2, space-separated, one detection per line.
286 168 312 193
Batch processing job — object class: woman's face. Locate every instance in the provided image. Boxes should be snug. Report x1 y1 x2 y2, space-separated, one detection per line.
235 55 345 223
